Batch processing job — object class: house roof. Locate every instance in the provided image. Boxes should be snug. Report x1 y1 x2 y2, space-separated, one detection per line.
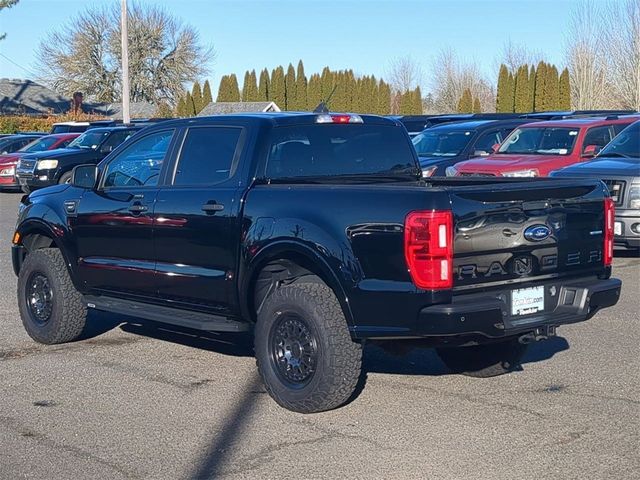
197 101 280 116
0 78 69 114
91 101 157 119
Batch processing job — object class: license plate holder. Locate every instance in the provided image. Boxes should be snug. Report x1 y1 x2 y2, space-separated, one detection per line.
511 286 544 316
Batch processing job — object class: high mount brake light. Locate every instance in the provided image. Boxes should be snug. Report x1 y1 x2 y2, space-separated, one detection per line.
315 114 364 124
404 210 453 290
604 197 614 266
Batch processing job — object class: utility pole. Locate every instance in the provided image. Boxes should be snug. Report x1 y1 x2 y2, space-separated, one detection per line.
121 0 130 124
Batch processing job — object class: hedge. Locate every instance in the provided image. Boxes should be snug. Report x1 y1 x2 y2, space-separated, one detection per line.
0 114 107 134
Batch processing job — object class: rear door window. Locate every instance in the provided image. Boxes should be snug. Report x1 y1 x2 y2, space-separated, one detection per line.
173 126 242 186
582 126 613 152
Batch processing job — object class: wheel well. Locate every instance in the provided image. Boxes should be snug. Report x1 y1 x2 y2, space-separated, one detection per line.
22 232 55 252
249 254 346 324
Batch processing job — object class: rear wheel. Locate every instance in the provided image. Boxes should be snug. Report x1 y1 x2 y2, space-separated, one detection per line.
17 248 87 344
436 337 528 378
254 278 362 413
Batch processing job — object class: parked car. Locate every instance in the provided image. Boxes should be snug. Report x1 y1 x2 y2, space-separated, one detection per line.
449 116 639 177
11 112 621 413
392 113 522 137
520 110 637 121
0 133 80 191
412 119 536 177
551 120 640 250
16 126 142 192
50 121 90 134
0 134 45 155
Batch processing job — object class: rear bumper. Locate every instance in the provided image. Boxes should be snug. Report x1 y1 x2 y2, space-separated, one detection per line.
416 277 621 339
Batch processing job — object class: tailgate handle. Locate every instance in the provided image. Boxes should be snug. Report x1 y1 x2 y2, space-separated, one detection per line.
202 202 224 214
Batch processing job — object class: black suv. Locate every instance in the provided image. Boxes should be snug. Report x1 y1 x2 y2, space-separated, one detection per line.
412 119 536 177
16 126 142 191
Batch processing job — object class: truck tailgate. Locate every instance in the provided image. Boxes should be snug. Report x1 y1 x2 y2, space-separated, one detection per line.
445 179 610 291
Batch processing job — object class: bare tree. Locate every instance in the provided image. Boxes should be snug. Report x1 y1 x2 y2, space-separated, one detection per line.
565 1 614 109
0 0 19 41
498 39 543 74
429 48 495 113
36 3 213 105
601 0 640 110
386 55 423 93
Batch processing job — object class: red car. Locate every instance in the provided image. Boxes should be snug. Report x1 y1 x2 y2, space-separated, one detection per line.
0 133 79 191
449 116 639 177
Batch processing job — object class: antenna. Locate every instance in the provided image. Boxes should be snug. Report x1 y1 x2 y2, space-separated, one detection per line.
313 84 338 113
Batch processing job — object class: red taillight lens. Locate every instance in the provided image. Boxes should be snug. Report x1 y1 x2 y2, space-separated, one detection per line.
604 197 614 266
404 210 453 290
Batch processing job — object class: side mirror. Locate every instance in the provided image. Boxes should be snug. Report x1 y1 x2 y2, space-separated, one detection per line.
71 164 98 189
582 144 601 158
492 143 501 153
99 145 113 154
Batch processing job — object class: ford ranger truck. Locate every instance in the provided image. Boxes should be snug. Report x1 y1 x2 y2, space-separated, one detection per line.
11 112 621 413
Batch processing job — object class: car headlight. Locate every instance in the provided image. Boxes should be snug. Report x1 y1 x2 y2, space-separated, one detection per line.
0 165 15 177
501 169 538 177
36 159 58 170
421 165 438 178
445 166 459 177
629 184 640 209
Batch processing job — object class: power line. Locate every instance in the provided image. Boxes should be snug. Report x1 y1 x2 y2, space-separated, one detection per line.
0 52 38 78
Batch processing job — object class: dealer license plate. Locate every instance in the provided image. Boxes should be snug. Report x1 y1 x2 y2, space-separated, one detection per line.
614 222 622 236
511 286 544 316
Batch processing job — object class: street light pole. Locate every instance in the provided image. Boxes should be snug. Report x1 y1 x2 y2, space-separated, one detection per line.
121 0 130 124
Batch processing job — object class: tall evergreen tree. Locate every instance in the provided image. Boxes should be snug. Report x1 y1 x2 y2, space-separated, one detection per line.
185 91 196 116
191 81 204 113
496 64 513 113
513 65 529 113
547 65 560 110
202 80 213 108
534 61 548 112
413 86 423 114
176 95 187 117
216 75 228 102
559 68 571 110
242 71 252 102
527 65 536 112
295 60 308 110
270 66 286 107
307 73 322 110
258 68 270 101
227 74 241 102
472 97 481 113
320 67 334 104
284 63 296 110
378 80 391 115
457 88 473 113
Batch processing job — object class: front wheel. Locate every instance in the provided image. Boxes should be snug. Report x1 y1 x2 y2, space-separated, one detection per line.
254 278 362 413
436 337 528 378
17 248 87 344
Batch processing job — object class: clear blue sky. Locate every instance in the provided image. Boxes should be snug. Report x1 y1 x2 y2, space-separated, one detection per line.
0 0 579 95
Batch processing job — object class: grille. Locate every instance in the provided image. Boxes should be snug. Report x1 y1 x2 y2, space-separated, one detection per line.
602 179 625 206
17 158 36 173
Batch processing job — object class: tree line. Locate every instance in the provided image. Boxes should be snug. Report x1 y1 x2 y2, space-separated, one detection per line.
175 80 213 116
214 60 423 115
495 61 571 113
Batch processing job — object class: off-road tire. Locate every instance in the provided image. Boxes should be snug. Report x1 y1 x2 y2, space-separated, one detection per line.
436 337 528 378
254 279 362 413
17 248 87 344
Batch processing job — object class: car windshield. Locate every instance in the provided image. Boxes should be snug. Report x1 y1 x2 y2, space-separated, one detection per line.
19 136 59 153
411 130 473 157
498 127 579 155
68 131 108 150
599 122 640 158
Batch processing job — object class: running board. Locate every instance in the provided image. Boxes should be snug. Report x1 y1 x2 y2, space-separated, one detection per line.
84 295 250 333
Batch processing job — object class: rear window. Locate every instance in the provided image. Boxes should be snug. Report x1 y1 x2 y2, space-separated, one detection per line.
498 127 579 156
266 125 417 179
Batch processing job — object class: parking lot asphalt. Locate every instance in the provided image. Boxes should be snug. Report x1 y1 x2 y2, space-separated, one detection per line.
0 192 638 480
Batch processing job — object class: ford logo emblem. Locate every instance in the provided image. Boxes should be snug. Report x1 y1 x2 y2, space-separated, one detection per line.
524 224 551 242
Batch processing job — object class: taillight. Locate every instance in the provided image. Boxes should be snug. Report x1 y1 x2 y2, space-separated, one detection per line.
404 210 453 290
604 197 614 266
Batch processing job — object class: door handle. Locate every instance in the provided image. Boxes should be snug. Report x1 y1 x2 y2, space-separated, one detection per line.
201 202 224 214
128 203 148 213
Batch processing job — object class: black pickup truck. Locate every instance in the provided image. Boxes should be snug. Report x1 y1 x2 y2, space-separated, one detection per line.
11 113 621 413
